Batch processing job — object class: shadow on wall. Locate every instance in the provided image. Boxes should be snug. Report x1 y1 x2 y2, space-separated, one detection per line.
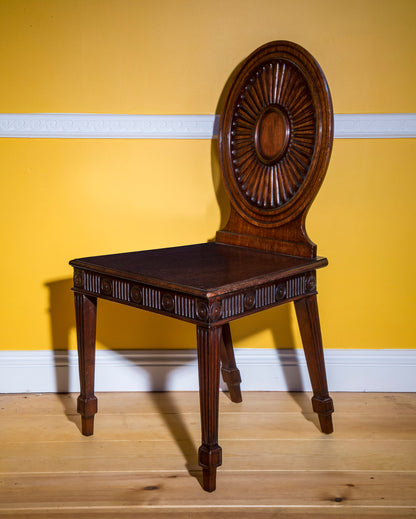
45 277 202 482
45 276 196 392
45 276 307 486
45 275 306 420
45 277 303 392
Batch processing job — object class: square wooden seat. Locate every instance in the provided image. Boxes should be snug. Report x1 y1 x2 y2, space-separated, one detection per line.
70 41 335 492
71 242 327 298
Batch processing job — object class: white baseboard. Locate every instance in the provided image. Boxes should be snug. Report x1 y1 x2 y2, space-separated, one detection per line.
0 113 415 139
0 349 415 393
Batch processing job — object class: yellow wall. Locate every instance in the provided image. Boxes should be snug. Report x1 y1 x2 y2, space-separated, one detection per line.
0 0 415 351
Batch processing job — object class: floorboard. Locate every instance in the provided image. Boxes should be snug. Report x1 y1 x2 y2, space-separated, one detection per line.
0 392 415 518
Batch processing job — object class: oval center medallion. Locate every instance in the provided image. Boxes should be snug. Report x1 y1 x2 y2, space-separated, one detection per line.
255 107 290 164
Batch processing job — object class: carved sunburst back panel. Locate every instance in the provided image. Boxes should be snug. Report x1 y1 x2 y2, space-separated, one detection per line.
218 41 333 234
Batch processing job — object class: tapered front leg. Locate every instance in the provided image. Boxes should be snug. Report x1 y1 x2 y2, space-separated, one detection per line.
197 325 222 492
220 323 242 403
294 294 334 434
74 293 98 436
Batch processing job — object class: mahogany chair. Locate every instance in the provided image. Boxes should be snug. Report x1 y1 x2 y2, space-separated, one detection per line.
70 41 334 492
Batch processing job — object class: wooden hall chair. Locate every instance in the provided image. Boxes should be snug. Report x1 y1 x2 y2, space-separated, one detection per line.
70 41 335 492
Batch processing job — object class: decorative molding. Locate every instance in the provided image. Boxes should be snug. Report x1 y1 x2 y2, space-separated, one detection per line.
0 113 415 139
334 113 416 138
0 348 415 393
0 114 218 139
72 267 316 325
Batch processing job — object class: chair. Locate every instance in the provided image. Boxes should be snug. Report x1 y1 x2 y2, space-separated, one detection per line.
70 40 334 492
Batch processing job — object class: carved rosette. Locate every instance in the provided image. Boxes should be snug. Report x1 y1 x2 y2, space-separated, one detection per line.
100 278 112 296
73 269 83 289
305 273 316 293
275 283 286 301
209 301 222 321
130 285 142 304
243 291 256 310
196 302 209 321
162 293 175 312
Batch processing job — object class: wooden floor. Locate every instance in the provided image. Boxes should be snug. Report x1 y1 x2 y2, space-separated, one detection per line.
0 392 415 518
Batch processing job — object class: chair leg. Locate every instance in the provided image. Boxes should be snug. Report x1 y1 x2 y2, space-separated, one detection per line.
74 293 98 436
220 323 242 403
197 325 222 492
294 295 334 434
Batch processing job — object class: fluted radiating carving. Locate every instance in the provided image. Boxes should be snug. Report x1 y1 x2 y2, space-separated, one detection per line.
231 60 316 210
218 40 333 241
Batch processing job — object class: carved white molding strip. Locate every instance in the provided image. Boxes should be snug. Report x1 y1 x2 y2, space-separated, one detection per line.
0 114 219 139
335 113 416 138
0 113 415 139
0 348 415 393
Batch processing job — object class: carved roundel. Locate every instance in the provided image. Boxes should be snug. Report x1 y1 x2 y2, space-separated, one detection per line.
275 283 286 301
130 285 142 304
73 269 83 289
196 302 209 321
209 301 222 321
162 293 175 312
244 291 256 310
100 278 112 296
219 41 333 227
305 273 316 292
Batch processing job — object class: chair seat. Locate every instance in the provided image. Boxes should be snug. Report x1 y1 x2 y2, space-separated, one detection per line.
70 242 327 297
70 243 327 327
